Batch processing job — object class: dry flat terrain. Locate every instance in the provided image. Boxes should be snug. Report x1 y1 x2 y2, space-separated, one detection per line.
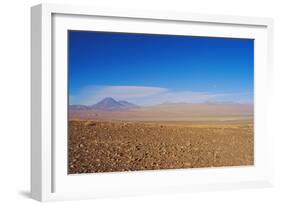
68 119 253 174
69 102 253 121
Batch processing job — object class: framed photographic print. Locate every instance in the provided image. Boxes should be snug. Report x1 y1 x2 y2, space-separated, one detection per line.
31 3 274 201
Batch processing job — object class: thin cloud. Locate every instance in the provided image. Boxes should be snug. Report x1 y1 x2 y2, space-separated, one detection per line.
96 86 168 99
70 85 168 105
70 85 252 106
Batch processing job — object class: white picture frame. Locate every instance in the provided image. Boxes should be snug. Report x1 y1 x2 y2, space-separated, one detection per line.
31 3 274 202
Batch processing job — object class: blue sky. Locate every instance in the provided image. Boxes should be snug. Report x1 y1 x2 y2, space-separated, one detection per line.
68 31 254 106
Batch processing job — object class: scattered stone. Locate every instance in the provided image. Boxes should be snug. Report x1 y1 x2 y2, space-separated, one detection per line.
85 121 96 127
68 120 254 174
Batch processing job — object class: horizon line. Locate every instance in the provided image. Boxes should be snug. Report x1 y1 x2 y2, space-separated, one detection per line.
69 96 254 107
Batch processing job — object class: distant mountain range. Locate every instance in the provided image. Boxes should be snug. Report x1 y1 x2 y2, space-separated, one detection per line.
69 97 139 111
69 97 253 121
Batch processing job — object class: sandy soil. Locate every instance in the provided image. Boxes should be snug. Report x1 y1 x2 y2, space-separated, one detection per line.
68 120 254 174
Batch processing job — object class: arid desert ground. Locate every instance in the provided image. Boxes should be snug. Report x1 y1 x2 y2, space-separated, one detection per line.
68 102 253 174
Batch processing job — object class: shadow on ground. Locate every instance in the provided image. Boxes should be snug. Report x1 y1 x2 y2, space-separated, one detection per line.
18 190 31 198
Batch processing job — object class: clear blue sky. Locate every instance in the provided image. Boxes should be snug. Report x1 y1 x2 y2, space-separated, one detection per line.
68 31 254 106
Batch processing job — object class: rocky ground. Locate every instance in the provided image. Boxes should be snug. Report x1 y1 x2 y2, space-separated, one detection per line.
68 120 254 174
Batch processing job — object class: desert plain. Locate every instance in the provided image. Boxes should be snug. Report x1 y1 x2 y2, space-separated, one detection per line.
68 100 254 174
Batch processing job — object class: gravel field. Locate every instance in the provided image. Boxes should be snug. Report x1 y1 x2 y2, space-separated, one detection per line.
68 120 254 174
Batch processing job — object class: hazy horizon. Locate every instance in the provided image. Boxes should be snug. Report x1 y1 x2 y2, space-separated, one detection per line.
69 96 254 107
